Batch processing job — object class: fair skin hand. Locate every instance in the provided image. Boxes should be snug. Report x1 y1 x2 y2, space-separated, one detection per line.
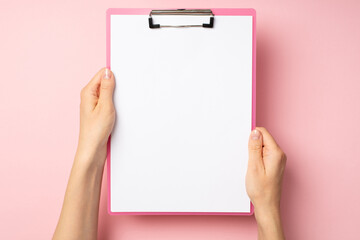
246 127 287 240
53 68 115 240
53 68 286 239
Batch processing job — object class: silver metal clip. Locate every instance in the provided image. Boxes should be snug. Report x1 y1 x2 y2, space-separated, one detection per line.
149 9 214 29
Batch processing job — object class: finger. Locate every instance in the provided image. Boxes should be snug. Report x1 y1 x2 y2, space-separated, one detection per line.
80 68 107 111
256 127 285 174
248 129 264 170
256 127 279 150
98 68 115 106
85 67 107 89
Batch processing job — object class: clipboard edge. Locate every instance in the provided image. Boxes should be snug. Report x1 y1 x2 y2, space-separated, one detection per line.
106 8 256 216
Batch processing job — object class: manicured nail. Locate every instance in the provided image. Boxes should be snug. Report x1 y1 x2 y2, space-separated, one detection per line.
104 68 111 79
251 129 260 140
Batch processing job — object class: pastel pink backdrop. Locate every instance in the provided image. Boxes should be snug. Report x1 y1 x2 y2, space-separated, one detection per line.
0 0 359 239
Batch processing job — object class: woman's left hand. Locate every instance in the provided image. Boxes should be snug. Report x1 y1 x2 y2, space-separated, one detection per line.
76 68 115 167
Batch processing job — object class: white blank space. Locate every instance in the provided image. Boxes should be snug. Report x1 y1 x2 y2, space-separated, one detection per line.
110 15 253 213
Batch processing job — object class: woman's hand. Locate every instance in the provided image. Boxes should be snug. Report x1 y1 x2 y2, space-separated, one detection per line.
246 127 286 240
53 68 115 240
76 68 115 167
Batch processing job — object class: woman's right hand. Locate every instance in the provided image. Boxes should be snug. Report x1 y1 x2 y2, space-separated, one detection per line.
246 127 287 240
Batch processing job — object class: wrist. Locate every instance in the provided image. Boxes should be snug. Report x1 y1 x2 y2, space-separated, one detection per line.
75 143 107 171
254 203 281 225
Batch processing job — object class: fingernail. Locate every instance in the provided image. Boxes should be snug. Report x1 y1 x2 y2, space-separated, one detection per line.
251 129 260 140
104 68 111 79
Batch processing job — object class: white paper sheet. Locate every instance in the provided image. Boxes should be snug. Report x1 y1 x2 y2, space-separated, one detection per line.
110 14 253 212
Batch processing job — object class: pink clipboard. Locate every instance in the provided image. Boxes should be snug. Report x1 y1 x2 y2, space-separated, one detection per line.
106 8 256 215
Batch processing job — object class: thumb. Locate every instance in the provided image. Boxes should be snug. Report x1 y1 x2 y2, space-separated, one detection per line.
98 68 115 105
248 129 264 170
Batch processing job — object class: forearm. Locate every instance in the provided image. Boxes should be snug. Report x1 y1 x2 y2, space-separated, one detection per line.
53 151 105 240
255 206 285 240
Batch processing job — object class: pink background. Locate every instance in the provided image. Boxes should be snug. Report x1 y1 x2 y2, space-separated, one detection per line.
0 0 359 239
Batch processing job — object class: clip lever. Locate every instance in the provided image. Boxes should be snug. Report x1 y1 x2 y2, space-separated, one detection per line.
149 9 215 29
